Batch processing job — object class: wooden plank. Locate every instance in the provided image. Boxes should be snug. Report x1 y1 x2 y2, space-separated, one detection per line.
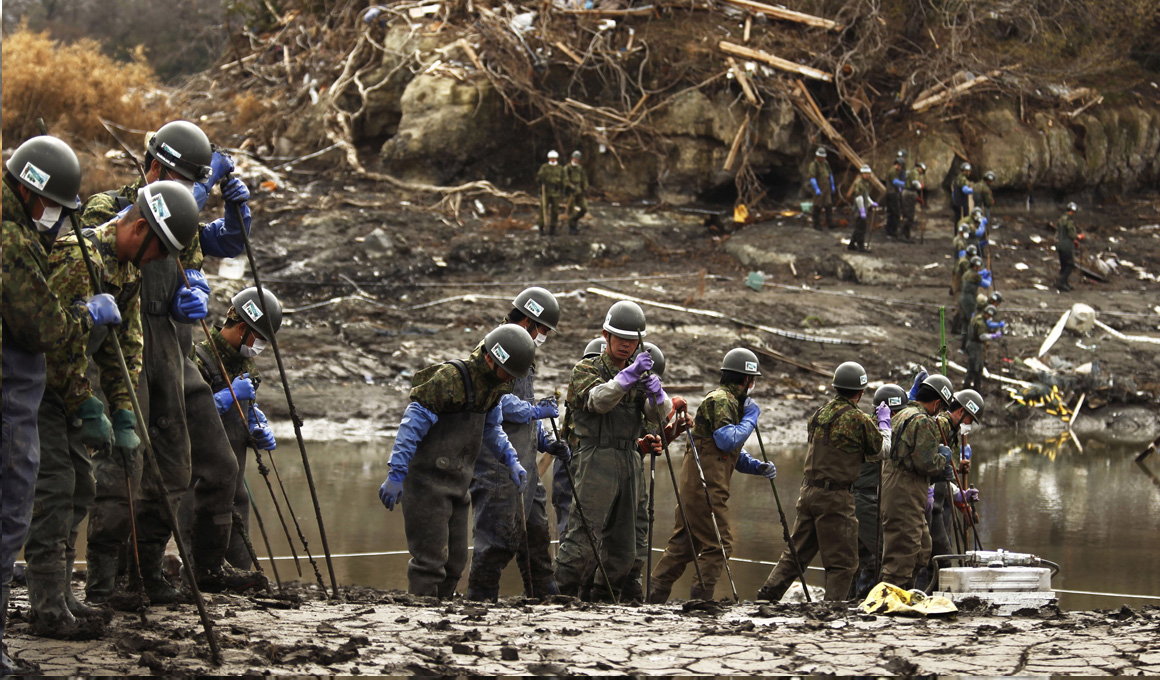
458 39 484 71
725 56 760 106
721 0 840 31
723 113 751 172
912 70 1002 112
564 97 631 124
553 40 584 66
743 14 752 42
561 5 655 16
718 41 832 83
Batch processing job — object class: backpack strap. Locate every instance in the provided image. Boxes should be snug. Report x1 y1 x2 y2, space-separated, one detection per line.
446 359 474 412
194 344 228 393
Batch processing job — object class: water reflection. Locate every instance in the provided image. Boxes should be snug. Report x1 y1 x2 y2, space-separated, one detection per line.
240 430 1159 610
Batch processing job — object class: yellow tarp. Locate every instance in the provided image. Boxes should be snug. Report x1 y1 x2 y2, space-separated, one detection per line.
733 203 749 223
860 582 958 617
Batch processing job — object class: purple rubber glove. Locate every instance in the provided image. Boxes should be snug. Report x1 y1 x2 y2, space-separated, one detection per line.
984 331 1002 341
875 402 892 430
614 350 653 390
955 487 980 504
644 374 666 405
925 486 935 514
859 206 867 219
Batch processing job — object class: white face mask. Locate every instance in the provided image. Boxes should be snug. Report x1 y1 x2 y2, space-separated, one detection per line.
959 423 973 435
240 338 267 357
35 204 63 233
534 333 548 347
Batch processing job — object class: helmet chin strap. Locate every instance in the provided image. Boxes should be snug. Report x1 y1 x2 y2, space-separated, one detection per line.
131 228 156 269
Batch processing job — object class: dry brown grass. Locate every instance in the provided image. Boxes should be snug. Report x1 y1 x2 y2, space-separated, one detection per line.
1 25 172 147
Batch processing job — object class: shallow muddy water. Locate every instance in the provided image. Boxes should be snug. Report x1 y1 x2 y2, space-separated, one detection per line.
222 427 1160 611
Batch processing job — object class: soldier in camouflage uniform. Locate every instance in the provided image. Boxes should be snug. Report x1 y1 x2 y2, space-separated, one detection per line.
379 325 533 597
899 162 925 243
563 151 589 235
884 157 905 239
879 374 955 589
925 389 983 588
554 301 672 600
951 222 971 262
757 362 890 602
950 244 976 301
466 289 571 601
976 171 995 222
1056 202 1082 292
848 165 877 252
951 162 973 226
648 349 775 603
28 182 198 636
952 257 990 335
806 147 835 231
180 288 278 590
2 136 120 664
964 305 1003 391
552 337 605 540
536 151 566 236
966 208 989 261
80 120 256 604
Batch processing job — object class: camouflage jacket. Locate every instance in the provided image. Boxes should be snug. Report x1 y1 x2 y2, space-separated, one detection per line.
951 172 971 206
566 350 665 434
45 222 143 415
691 382 748 443
966 313 990 347
975 181 994 208
889 404 946 476
79 178 204 270
851 177 874 207
409 345 511 415
953 255 972 281
803 395 883 485
904 167 925 192
192 324 259 390
807 159 832 183
962 268 982 294
536 163 566 197
952 235 968 257
2 177 93 361
563 163 588 195
1058 214 1077 244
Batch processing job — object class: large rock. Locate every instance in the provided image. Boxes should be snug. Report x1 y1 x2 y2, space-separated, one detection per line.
380 74 510 185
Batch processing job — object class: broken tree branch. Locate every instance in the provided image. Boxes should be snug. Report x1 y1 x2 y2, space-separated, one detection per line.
725 56 760 106
718 41 832 82
723 113 751 172
787 80 885 194
912 69 1003 112
720 0 840 31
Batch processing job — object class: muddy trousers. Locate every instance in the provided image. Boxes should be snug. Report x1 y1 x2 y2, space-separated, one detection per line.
177 364 241 573
760 485 856 602
849 217 868 250
964 342 984 391
884 190 901 236
811 201 832 231
467 450 554 599
1058 246 1075 290
539 194 561 234
25 390 94 587
921 483 955 591
901 191 918 240
224 422 252 569
551 458 572 541
851 487 880 600
566 195 587 232
554 446 641 595
879 464 932 590
1 339 46 650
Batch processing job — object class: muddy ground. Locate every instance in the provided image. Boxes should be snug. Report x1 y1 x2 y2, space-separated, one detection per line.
6 582 1160 675
221 181 1160 443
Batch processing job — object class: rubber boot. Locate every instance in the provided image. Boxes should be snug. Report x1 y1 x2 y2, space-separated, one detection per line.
646 582 671 604
689 582 716 601
83 549 119 605
26 568 81 639
63 551 107 620
193 518 267 594
139 543 188 605
2 584 10 674
465 587 499 602
620 566 643 603
568 219 579 235
755 584 781 602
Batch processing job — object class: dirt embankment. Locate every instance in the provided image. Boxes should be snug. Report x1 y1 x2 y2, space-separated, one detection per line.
202 180 1160 443
5 582 1160 675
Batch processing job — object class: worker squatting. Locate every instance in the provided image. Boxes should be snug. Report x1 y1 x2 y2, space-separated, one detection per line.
379 292 987 605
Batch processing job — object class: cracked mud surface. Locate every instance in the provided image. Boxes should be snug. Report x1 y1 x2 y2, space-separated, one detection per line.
6 585 1160 675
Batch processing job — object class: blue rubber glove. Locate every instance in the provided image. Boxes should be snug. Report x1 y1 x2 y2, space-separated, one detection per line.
979 237 989 248
713 399 759 451
925 486 935 514
962 185 973 195
379 476 404 510
643 374 666 406
86 293 122 327
192 182 209 211
221 177 251 238
975 223 986 238
213 374 256 415
742 397 760 426
870 200 878 208
809 177 821 196
185 268 211 295
985 319 1006 331
170 285 208 322
531 396 559 420
937 444 953 467
892 178 905 189
76 396 112 448
908 369 928 400
206 151 235 188
248 405 276 450
980 271 993 289
614 351 653 390
498 393 535 424
547 440 572 463
483 403 517 466
957 249 966 259
735 450 774 478
829 176 835 193
875 402 892 431
961 444 972 461
498 445 528 491
384 402 439 490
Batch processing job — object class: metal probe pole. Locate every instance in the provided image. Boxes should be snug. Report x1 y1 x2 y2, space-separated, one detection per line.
682 428 738 601
754 426 811 602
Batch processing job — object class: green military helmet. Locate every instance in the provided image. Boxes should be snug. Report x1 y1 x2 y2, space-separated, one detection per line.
512 286 560 331
961 162 972 172
990 291 1003 304
970 256 983 268
5 135 83 209
136 180 200 252
721 347 761 376
642 342 665 377
873 384 908 413
484 324 536 379
922 374 955 406
832 361 868 391
983 304 997 317
816 147 827 158
232 287 283 341
1066 202 1078 212
957 223 970 235
146 120 213 182
571 150 582 160
603 300 646 339
583 337 606 359
984 171 996 182
916 162 927 172
953 389 984 419
966 245 978 257
897 148 909 159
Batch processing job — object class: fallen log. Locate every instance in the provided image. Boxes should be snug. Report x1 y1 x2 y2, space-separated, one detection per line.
723 113 750 172
560 5 656 16
718 41 832 83
725 56 760 106
786 80 886 194
721 0 840 31
912 70 1002 112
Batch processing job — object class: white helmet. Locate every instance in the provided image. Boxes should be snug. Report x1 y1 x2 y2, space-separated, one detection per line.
547 150 559 160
